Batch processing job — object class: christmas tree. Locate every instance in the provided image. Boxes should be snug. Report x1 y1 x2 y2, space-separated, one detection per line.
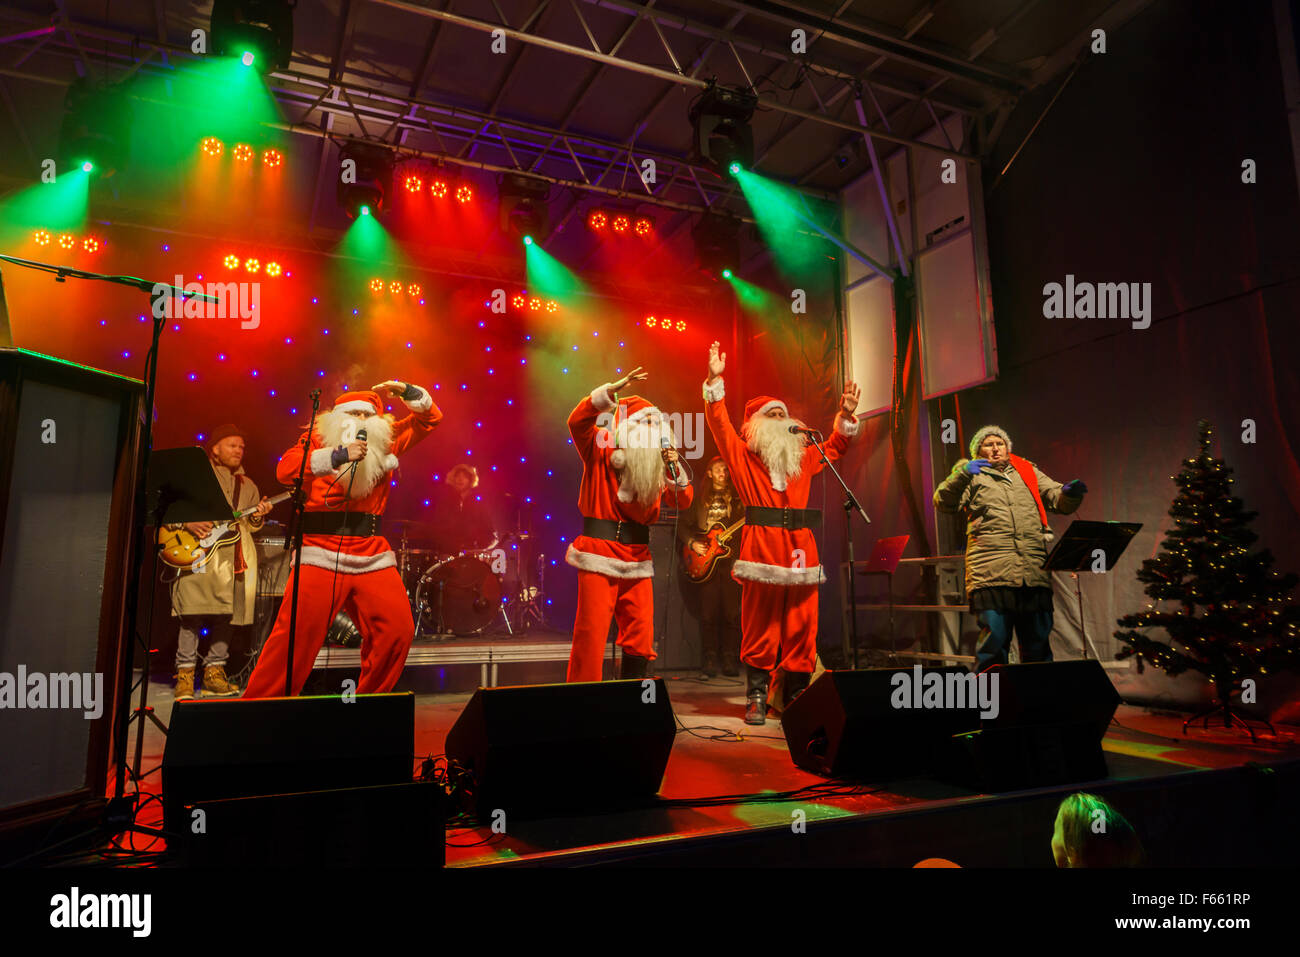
1114 420 1300 736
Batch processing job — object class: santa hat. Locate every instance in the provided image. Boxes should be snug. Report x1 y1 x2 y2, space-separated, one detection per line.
609 395 664 470
333 390 384 416
968 424 1012 459
744 396 788 421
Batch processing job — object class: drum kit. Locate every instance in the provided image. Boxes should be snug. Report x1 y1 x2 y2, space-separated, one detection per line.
250 510 550 649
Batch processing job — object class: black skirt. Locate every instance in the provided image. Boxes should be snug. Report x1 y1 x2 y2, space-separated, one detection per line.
968 586 1054 614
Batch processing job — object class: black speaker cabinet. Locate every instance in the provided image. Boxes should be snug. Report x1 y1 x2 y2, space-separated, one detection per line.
782 666 978 781
956 660 1122 791
0 349 143 854
161 693 415 836
445 678 676 821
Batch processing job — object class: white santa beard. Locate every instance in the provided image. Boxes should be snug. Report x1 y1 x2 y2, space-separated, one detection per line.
618 444 668 506
744 415 805 491
317 410 397 499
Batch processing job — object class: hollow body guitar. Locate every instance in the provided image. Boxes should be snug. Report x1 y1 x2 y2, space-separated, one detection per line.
681 517 746 583
157 491 292 570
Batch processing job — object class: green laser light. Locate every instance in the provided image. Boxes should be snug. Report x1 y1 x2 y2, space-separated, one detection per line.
728 162 741 175
722 268 733 278
523 235 534 246
241 51 255 66
81 161 94 173
359 205 370 216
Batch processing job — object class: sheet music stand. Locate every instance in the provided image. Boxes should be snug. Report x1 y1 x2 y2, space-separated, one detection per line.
857 534 910 662
1043 520 1142 660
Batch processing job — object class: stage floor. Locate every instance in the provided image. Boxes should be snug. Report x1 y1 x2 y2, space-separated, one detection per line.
116 668 1300 867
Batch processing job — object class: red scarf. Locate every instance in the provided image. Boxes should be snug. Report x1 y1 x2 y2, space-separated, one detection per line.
1008 454 1048 531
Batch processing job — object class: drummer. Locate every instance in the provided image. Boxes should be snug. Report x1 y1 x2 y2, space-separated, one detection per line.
431 464 498 555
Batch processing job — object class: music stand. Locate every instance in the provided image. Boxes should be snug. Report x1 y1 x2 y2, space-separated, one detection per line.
856 535 910 662
1043 520 1142 659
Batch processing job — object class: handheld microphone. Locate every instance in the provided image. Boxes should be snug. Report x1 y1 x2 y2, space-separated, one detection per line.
660 435 680 480
788 425 820 436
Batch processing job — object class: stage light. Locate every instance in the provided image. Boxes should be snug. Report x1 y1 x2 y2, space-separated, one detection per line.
337 142 395 219
245 257 260 272
407 283 421 296
499 172 549 239
546 300 558 313
729 162 741 176
33 230 49 246
264 261 281 277
83 237 100 253
688 83 757 176
511 293 525 309
201 137 224 157
455 184 473 204
646 315 657 327
233 143 254 162
82 161 94 173
59 77 131 178
587 209 607 231
634 217 653 237
390 281 402 294
369 278 384 293
59 233 76 250
529 297 541 311
676 320 686 331
262 148 282 167
612 215 629 234
523 235 533 246
430 178 448 199
722 268 733 278
224 254 240 268
210 0 294 72
694 212 741 276
404 174 423 193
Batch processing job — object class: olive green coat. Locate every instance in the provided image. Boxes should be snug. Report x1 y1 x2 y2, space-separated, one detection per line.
169 463 263 624
933 459 1082 596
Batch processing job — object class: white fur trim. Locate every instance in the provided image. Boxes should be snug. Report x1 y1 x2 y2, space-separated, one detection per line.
334 399 380 416
295 545 396 574
404 387 432 413
836 413 859 437
672 469 690 488
703 378 725 403
751 399 788 420
732 559 826 586
310 447 339 476
591 384 617 413
565 544 654 579
382 453 399 472
623 404 660 426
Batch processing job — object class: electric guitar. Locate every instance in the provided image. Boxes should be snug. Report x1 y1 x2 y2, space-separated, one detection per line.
681 517 746 583
157 491 292 570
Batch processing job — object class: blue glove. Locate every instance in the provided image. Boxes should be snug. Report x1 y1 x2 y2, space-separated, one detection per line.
964 459 992 476
1062 479 1088 496
330 445 350 469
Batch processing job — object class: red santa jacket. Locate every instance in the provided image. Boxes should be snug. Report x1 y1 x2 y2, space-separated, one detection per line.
279 396 441 574
565 384 693 579
703 377 857 586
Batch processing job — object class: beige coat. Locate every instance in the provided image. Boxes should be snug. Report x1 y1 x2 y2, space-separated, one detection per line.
933 458 1082 595
170 462 263 624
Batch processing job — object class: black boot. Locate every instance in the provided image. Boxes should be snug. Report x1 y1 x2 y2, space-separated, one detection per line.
620 653 649 680
744 664 769 725
782 670 812 710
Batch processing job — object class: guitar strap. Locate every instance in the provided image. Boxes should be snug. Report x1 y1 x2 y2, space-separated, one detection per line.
232 473 248 575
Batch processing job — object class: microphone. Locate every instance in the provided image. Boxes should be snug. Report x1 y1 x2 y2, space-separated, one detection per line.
788 425 820 436
660 434 680 481
346 427 368 478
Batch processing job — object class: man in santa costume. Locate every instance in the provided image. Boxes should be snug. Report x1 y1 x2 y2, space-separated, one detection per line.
703 341 861 724
566 366 692 682
243 379 441 698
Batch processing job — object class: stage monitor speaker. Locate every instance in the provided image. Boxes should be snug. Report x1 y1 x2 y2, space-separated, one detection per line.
0 349 142 853
180 782 443 867
161 693 414 836
956 660 1121 791
781 666 978 781
445 678 675 821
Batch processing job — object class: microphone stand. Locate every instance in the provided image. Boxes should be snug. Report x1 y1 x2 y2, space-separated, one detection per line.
803 427 871 670
283 389 322 696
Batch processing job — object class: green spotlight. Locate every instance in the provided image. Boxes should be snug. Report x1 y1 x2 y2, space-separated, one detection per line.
360 205 370 216
722 268 733 279
240 50 255 66
81 161 94 173
729 162 741 176
523 235 534 246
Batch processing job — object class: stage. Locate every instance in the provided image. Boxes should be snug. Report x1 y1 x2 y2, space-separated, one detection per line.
114 667 1300 869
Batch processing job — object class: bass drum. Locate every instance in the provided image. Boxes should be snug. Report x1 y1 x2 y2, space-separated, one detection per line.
416 554 503 636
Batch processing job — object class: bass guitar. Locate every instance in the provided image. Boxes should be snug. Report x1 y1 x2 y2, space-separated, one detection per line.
681 517 745 583
157 491 292 570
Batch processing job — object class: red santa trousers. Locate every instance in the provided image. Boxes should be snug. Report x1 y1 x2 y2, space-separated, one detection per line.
739 580 819 674
243 563 414 697
567 569 655 682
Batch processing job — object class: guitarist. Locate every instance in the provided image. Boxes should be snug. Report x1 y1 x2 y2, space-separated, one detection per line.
169 424 273 700
678 457 743 677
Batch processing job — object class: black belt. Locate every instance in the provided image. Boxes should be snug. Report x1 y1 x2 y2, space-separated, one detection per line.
582 517 651 545
745 506 821 530
301 512 383 537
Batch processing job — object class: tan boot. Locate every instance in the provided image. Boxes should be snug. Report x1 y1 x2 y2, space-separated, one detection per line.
201 664 241 697
174 668 195 701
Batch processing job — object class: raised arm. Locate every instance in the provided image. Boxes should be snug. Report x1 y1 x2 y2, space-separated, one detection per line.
934 460 974 514
703 341 749 472
568 366 649 461
373 380 442 455
1036 465 1086 515
809 382 861 471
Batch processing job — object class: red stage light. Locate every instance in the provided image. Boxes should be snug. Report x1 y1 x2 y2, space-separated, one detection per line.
390 281 402 294
265 261 282 277
262 148 283 168
430 179 448 199
369 279 384 293
587 210 607 231
545 300 558 313
635 217 652 237
404 174 423 193
645 315 657 327
676 320 686 331
244 257 260 273
407 283 421 297
529 298 541 311
201 137 224 157
33 230 50 246
82 236 100 253
233 144 254 162
511 294 525 309
611 215 629 234
224 254 240 269
455 184 473 204
58 233 76 250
